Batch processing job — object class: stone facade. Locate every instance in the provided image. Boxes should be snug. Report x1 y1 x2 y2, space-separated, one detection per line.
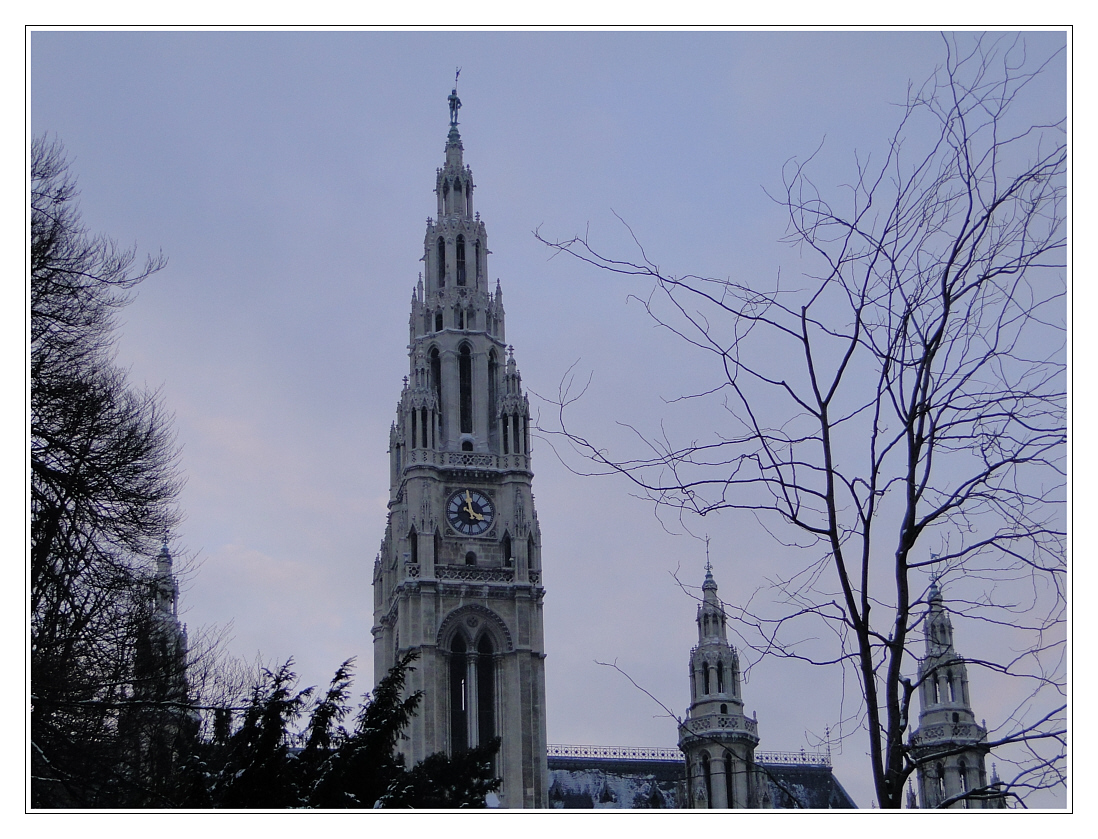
372 89 548 808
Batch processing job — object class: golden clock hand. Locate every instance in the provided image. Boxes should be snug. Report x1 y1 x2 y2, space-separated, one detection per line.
463 491 485 521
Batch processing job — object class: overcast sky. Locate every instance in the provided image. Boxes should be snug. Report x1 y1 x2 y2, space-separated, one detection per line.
30 29 1067 808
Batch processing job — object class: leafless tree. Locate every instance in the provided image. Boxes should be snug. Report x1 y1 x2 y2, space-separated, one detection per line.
30 135 184 806
536 34 1066 808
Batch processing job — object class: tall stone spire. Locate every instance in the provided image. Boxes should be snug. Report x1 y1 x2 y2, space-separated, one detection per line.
909 580 1005 808
678 565 763 808
373 88 547 808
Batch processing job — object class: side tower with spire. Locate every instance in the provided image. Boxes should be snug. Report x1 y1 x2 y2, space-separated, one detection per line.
908 578 1006 808
677 565 763 808
372 87 548 808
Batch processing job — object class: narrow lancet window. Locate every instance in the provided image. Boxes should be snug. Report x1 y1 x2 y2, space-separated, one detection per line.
456 235 466 285
460 344 473 434
437 238 446 286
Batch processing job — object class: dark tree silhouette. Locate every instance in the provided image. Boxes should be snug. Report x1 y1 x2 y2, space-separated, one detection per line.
30 135 183 807
537 34 1066 808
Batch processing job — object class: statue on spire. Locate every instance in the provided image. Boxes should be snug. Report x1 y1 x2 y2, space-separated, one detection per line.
448 68 462 127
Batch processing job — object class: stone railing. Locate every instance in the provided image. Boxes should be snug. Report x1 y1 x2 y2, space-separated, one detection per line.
546 743 831 767
547 744 683 762
403 449 530 471
910 723 986 747
436 565 515 584
755 749 831 767
681 713 758 738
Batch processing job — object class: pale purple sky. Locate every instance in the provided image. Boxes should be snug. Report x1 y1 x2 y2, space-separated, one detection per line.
29 30 1068 808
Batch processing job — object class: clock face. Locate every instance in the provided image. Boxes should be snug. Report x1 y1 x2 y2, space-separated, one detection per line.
446 489 495 536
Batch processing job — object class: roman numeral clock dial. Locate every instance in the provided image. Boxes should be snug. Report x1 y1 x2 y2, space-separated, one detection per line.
446 489 495 536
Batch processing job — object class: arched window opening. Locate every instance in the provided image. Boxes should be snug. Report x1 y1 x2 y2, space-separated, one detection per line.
513 414 521 454
720 703 728 715
408 527 418 565
430 348 442 415
435 311 443 332
502 532 512 567
527 534 537 569
461 440 473 452
475 240 482 280
457 308 465 330
459 345 473 434
717 661 725 693
410 409 418 450
524 412 530 454
488 352 498 444
947 673 956 702
456 236 466 285
502 414 510 454
437 238 446 285
477 635 496 750
465 551 477 566
936 763 946 803
449 634 468 753
724 752 735 808
952 712 959 723
434 529 443 565
931 676 940 704
420 407 429 449
703 665 711 695
701 752 712 809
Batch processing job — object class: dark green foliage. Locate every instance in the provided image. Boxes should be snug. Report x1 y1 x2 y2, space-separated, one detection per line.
182 653 500 809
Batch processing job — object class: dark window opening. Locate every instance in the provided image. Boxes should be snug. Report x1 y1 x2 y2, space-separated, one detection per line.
724 753 735 808
703 666 711 695
717 661 725 693
465 551 476 566
434 529 442 565
461 440 473 452
408 527 418 565
459 345 473 434
435 311 443 331
437 238 446 285
502 533 512 567
475 241 481 280
701 752 712 808
502 414 509 454
456 236 466 285
720 703 728 715
449 635 468 753
527 533 537 570
477 635 495 749
488 352 498 444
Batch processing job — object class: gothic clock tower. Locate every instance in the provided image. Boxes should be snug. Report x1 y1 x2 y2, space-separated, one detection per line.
372 87 549 808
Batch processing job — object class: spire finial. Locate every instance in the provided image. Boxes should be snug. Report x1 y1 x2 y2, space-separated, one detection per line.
448 70 462 128
704 535 713 576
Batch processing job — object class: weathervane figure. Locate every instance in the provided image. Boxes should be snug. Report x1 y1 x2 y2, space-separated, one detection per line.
448 67 462 127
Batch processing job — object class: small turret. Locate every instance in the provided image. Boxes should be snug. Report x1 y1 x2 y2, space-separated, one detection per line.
678 563 761 808
909 577 1005 808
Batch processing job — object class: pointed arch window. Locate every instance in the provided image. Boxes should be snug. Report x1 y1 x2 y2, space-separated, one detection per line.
947 672 956 702
475 240 482 281
449 634 468 752
502 532 512 567
459 344 473 434
477 635 496 748
437 237 446 286
936 763 946 803
435 310 443 332
408 526 418 565
456 235 466 286
717 661 725 693
465 551 477 566
434 528 443 565
527 533 537 570
703 664 711 695
959 759 969 808
488 351 499 445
